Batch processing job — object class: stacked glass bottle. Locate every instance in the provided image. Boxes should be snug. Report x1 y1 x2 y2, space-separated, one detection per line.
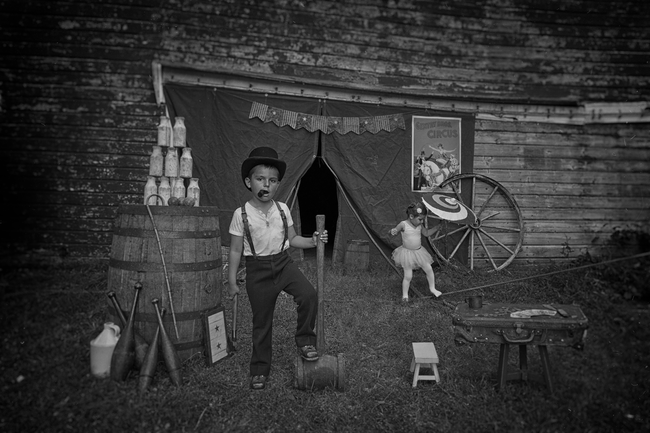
144 114 199 206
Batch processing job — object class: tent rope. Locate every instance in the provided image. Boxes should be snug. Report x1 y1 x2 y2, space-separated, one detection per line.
329 178 400 272
311 156 424 297
423 250 650 298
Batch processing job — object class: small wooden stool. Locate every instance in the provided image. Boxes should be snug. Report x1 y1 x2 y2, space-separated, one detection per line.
410 342 440 388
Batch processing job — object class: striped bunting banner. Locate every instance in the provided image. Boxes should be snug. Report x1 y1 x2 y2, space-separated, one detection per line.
248 103 405 135
342 117 360 134
249 101 268 120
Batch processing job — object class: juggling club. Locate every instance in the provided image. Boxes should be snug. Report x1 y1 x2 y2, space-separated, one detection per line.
108 291 149 369
152 298 182 386
110 282 142 382
138 308 164 393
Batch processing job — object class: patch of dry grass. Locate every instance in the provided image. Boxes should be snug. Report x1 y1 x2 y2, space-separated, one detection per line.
1 254 649 432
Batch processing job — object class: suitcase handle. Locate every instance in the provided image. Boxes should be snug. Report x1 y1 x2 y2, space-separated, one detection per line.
501 330 536 344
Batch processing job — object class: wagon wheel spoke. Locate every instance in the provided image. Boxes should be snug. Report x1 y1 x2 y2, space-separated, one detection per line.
427 173 525 271
481 224 521 233
480 212 523 233
474 230 499 271
478 227 515 255
448 180 465 204
426 178 469 266
480 212 500 221
475 184 499 219
429 222 466 241
446 227 473 261
470 228 475 270
427 219 471 265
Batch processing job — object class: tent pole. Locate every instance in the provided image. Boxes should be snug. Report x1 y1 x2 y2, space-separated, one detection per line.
287 179 300 212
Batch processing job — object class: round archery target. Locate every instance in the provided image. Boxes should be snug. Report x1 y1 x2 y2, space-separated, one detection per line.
421 194 477 225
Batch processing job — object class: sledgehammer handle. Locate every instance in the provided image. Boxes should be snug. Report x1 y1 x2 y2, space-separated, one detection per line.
316 215 326 352
232 293 238 343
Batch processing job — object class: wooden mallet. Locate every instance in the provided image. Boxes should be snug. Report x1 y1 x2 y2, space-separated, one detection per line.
294 215 346 391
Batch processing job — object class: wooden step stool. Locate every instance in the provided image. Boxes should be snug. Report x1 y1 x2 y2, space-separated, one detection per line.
410 342 440 388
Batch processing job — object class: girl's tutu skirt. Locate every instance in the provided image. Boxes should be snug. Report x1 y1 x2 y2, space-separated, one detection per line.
391 246 433 269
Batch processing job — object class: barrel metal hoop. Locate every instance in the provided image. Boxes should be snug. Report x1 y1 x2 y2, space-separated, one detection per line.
108 306 208 322
109 258 221 272
173 339 204 351
114 228 218 239
119 204 221 216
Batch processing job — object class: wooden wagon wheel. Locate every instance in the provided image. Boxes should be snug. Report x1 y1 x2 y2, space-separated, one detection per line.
427 173 525 271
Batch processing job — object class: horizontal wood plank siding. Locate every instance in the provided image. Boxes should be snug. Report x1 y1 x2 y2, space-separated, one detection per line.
0 0 648 264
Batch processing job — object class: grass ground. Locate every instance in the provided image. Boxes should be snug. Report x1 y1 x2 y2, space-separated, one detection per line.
1 252 648 433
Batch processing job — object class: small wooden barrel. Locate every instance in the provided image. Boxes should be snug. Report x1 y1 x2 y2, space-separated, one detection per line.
107 205 221 362
294 354 346 391
344 240 369 270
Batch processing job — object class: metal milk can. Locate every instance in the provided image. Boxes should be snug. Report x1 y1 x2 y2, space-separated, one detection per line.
90 322 121 378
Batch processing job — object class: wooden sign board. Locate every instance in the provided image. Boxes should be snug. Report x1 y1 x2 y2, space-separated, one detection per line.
203 305 230 366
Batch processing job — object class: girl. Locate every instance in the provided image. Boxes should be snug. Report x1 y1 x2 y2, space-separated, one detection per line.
389 201 441 301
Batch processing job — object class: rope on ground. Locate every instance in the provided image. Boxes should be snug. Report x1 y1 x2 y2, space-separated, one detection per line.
437 251 650 298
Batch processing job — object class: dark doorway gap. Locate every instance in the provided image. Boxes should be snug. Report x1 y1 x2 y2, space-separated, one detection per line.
297 139 337 257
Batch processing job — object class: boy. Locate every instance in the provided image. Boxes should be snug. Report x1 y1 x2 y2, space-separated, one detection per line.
227 147 328 390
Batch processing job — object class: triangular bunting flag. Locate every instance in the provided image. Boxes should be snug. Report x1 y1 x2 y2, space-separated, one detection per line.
248 102 406 135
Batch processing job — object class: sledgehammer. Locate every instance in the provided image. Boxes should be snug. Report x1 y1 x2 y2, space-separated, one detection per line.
294 215 346 391
226 293 238 355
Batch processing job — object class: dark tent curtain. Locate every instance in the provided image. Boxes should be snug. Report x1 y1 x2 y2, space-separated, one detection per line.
163 83 475 266
163 84 320 247
321 100 475 267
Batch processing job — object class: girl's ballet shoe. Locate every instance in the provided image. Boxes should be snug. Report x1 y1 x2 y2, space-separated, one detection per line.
431 289 442 298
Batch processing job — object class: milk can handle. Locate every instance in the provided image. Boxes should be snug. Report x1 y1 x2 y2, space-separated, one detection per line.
106 322 121 338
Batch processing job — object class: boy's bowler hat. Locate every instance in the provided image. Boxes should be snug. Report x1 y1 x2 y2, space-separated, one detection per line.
241 147 287 186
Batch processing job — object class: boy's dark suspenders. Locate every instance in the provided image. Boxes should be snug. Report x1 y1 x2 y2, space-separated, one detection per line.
240 202 257 258
241 201 288 260
277 201 289 250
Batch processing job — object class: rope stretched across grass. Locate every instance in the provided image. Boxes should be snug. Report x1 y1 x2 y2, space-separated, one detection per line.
316 251 650 304
425 251 650 299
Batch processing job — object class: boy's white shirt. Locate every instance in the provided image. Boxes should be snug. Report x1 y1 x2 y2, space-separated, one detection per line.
228 201 294 256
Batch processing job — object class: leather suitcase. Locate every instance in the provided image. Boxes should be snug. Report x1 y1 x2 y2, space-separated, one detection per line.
452 303 588 350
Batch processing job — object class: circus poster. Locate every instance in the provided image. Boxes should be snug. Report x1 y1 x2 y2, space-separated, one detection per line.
412 116 462 193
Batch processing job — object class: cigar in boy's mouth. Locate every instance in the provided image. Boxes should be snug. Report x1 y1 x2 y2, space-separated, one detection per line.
258 190 268 198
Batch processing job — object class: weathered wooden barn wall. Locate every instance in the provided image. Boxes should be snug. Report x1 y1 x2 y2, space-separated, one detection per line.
1 0 648 265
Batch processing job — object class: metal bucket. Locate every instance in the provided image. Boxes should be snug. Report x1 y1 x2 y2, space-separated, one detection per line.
106 205 222 361
466 295 483 309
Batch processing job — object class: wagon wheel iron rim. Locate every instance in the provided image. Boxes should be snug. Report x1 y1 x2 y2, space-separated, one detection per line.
426 173 525 271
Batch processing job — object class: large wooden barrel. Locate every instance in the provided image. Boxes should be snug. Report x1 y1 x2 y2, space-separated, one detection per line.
344 239 369 270
107 205 222 362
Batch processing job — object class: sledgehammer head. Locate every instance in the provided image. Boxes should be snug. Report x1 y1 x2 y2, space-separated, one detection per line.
294 354 345 391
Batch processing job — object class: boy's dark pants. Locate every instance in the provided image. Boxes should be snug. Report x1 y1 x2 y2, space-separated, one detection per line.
245 251 318 377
